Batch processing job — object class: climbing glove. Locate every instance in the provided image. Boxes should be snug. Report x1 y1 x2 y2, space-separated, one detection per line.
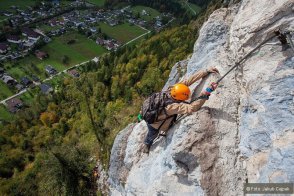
200 82 218 99
206 67 220 74
137 113 143 122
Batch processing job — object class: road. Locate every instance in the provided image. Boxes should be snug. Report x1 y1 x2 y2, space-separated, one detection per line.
162 18 175 28
122 30 151 47
0 89 27 105
0 18 8 22
121 22 152 47
185 1 197 15
43 60 91 82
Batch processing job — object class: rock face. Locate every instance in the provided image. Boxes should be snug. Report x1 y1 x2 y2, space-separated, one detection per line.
108 0 294 195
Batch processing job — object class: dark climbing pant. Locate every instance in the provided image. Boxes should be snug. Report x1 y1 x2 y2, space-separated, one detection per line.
144 124 159 146
282 44 290 51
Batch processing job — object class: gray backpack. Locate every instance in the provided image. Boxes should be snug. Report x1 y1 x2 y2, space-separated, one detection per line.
141 91 178 124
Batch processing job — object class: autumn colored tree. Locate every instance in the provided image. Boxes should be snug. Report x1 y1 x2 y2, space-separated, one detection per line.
40 112 58 127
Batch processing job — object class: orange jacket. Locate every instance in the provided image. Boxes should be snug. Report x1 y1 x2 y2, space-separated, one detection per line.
150 69 209 131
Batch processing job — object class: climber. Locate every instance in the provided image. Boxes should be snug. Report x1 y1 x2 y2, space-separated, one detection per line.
139 67 219 153
274 30 290 51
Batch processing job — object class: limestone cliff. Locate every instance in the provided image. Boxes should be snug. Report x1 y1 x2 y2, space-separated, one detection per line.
108 0 294 195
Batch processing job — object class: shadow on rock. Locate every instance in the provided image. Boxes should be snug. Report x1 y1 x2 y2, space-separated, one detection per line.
209 107 236 123
171 108 221 195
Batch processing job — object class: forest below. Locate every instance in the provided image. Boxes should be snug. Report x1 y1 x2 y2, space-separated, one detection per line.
0 0 222 195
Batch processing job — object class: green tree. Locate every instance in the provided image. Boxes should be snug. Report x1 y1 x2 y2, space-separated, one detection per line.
38 145 93 196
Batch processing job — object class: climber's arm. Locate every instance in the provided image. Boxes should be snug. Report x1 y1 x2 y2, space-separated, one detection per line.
166 82 218 115
166 99 207 115
179 70 208 86
179 67 219 86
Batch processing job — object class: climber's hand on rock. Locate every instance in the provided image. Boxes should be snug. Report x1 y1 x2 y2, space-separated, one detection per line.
199 82 218 97
210 82 218 90
207 67 219 74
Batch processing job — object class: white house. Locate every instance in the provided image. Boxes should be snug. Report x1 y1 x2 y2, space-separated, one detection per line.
7 35 21 44
90 27 97 33
27 32 40 41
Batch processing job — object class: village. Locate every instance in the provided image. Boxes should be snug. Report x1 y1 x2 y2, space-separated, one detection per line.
0 2 171 61
0 0 174 116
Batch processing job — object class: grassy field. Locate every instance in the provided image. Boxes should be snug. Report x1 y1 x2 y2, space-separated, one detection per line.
52 32 107 62
181 1 202 15
131 5 161 21
19 89 36 106
5 56 47 81
189 3 202 14
0 0 36 11
0 81 15 100
98 22 147 43
4 32 106 81
0 16 7 20
37 24 61 33
0 104 13 122
87 0 105 7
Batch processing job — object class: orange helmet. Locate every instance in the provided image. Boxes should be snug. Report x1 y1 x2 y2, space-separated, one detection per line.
170 83 190 101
